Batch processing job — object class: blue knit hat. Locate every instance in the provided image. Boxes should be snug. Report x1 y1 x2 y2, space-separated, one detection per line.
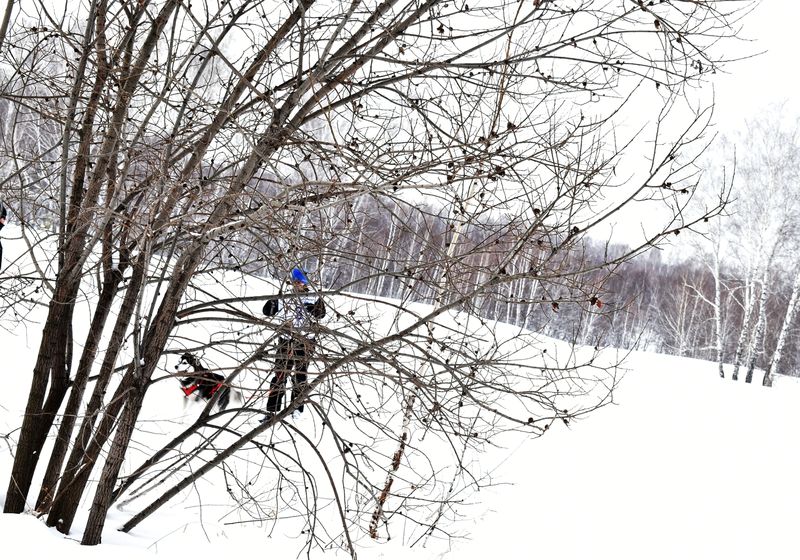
291 267 309 285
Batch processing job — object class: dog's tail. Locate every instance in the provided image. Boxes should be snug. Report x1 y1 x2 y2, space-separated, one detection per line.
229 388 244 408
214 385 245 411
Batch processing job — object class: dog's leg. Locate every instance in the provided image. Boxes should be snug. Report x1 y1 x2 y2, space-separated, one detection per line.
217 387 230 411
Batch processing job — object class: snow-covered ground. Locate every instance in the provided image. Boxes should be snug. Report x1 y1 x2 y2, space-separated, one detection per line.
1 226 798 559
4 345 798 560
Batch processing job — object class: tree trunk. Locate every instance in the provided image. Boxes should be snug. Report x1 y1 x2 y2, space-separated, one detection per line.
0 0 15 55
46 259 145 532
369 392 415 539
46 375 133 533
5 0 177 516
731 278 754 382
82 378 147 545
77 111 289 534
81 236 227 540
745 266 770 384
762 266 800 387
713 242 724 378
36 268 123 512
4 295 74 513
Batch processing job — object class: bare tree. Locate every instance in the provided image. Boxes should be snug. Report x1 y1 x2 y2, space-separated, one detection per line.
0 0 747 553
685 146 738 377
764 266 800 386
0 0 14 55
717 108 800 383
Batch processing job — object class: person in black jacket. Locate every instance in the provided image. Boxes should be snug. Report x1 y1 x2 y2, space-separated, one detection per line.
261 267 326 422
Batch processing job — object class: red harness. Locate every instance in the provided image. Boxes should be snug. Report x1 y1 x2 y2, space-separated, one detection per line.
182 382 223 397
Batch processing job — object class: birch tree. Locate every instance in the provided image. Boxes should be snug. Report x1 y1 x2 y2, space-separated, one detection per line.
764 266 800 386
723 108 800 383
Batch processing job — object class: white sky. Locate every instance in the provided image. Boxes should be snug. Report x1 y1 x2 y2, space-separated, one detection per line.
596 1 799 248
710 1 800 131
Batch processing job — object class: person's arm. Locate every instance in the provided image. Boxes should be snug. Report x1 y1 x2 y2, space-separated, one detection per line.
305 297 326 319
262 298 280 316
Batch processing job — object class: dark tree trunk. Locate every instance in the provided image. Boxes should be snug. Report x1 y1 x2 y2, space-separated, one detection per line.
46 379 131 534
81 243 204 542
82 379 146 545
3 0 146 514
4 296 74 513
36 269 124 513
46 259 145 533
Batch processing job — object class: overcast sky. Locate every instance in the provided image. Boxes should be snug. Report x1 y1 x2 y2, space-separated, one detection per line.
598 1 797 246
711 1 798 131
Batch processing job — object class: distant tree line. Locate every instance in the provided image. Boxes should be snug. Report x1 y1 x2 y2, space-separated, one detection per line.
236 192 798 383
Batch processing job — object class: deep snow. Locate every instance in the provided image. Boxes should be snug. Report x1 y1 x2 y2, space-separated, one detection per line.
4 346 798 560
1 223 799 559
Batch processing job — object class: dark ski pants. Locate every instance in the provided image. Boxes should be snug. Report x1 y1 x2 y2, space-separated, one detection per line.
265 336 314 413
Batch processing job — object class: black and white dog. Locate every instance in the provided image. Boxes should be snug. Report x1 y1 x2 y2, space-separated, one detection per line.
174 352 238 410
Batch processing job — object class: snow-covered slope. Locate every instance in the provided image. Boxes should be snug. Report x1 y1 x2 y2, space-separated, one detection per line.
1 225 798 559
4 344 798 560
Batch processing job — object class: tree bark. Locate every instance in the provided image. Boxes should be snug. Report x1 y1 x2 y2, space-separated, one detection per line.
4 0 168 515
36 268 124 512
0 0 15 55
46 259 145 532
4 295 74 513
713 237 724 378
82 377 147 545
745 266 770 384
763 266 800 387
731 278 754 382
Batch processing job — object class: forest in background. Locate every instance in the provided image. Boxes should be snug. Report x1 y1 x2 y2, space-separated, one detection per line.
7 170 798 383
3 90 797 381
245 185 800 383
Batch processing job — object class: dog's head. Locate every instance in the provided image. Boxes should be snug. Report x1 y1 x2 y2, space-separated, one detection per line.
175 352 202 374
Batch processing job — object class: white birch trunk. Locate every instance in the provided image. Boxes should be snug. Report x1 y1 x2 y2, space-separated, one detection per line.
504 256 516 325
370 188 475 538
378 218 398 297
731 278 754 382
712 239 724 378
522 276 539 331
745 265 770 383
763 265 800 387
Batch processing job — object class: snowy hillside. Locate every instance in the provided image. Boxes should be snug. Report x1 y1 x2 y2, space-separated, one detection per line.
3 344 799 559
1 223 799 559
